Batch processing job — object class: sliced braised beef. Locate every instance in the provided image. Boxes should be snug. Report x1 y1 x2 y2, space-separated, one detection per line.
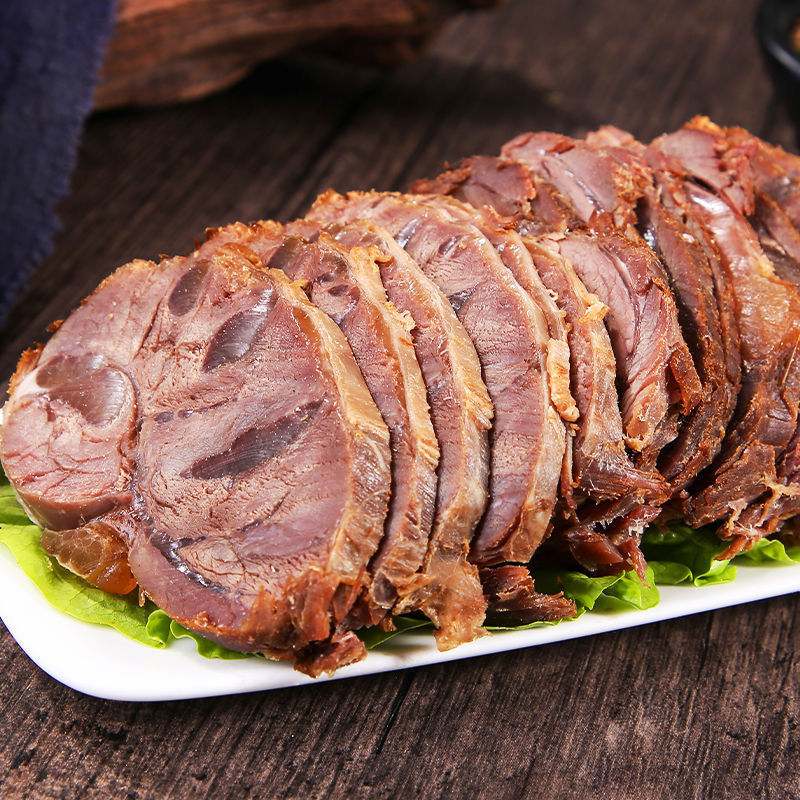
1 247 392 675
749 191 800 286
523 235 668 576
647 124 800 553
479 565 575 626
711 123 800 285
409 193 579 431
749 136 800 232
0 260 164 532
650 117 756 214
555 233 700 458
524 237 666 501
407 193 586 567
201 220 440 628
473 132 723 495
406 178 669 573
413 162 639 509
501 134 702 470
7 117 800 673
501 132 652 231
309 190 569 569
633 193 739 487
578 127 742 493
414 155 581 237
717 128 800 535
299 215 492 649
662 120 800 543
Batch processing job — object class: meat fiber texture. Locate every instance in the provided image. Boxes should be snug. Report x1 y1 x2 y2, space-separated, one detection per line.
3 118 800 674
309 191 570 569
1 248 393 675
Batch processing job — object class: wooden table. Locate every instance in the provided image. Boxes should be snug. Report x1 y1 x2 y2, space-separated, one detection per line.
1 1 798 797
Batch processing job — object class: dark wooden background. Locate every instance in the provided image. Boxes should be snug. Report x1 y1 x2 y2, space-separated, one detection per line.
1 1 799 798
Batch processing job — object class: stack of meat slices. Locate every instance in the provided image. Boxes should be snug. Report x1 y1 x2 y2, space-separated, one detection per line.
3 117 800 676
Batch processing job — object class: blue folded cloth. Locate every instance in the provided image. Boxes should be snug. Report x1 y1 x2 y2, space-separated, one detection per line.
0 0 116 323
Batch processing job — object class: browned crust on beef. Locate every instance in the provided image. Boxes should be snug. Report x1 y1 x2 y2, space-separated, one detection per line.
500 134 702 469
40 521 137 595
308 190 568 566
201 220 440 628
306 214 491 650
413 157 669 575
479 565 575 626
646 122 800 550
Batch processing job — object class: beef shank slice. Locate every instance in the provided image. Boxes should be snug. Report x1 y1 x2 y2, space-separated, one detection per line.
1 246 392 675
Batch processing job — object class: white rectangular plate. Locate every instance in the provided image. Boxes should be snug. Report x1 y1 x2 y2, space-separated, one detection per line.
0 540 798 702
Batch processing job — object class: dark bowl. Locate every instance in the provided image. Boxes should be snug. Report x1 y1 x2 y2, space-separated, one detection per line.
756 0 800 142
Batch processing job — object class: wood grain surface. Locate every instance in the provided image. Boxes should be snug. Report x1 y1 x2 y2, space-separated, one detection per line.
1 1 799 798
95 0 500 109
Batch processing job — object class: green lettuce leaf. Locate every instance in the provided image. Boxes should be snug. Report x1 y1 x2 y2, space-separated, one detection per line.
534 569 621 613
642 523 800 585
0 510 165 648
594 565 660 611
734 537 800 566
0 484 34 526
487 565 661 631
146 610 253 659
537 564 659 613
641 524 738 586
358 615 433 649
144 607 173 646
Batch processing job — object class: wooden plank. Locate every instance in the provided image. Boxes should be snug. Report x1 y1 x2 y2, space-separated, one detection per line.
0 596 798 798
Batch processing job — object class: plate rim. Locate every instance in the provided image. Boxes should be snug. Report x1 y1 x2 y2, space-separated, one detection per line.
1 543 799 702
